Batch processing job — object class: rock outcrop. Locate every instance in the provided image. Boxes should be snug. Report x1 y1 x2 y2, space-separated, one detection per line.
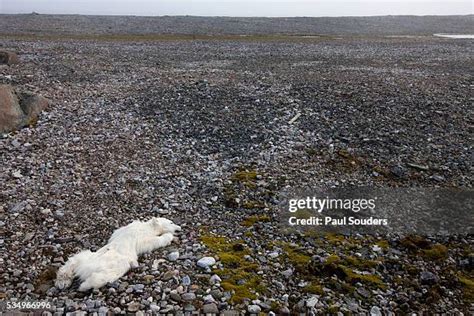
0 85 49 133
0 51 19 65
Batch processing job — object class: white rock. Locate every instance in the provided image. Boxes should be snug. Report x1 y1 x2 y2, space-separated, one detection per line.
370 306 382 316
203 294 216 303
12 170 23 178
372 245 382 252
40 208 52 215
281 269 293 278
268 251 279 258
197 257 216 268
209 274 222 285
248 305 261 314
150 304 160 312
167 251 179 261
306 295 319 308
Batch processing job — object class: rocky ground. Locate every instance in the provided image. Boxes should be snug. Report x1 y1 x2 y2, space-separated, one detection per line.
0 14 473 36
0 27 473 315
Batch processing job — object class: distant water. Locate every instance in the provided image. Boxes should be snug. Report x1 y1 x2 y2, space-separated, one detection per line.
434 34 474 39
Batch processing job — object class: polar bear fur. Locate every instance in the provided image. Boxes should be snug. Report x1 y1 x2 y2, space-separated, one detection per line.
55 217 181 291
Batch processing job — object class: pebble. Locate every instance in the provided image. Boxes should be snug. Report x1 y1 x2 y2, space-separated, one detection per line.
281 269 293 278
182 275 191 286
420 271 439 285
370 306 382 316
162 270 178 281
149 304 160 312
197 257 216 268
127 302 140 312
209 274 222 285
306 296 318 308
202 303 219 314
247 305 261 314
170 293 182 302
133 284 145 292
181 292 196 301
167 251 180 261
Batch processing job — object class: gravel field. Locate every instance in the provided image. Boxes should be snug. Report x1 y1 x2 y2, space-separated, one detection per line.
0 16 473 315
0 14 473 36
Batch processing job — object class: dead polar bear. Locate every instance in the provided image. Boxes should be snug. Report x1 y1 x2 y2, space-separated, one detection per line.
55 217 181 291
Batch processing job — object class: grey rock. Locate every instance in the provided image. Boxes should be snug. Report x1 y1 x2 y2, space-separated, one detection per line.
149 304 160 312
181 292 196 301
281 269 293 278
0 51 19 65
370 306 382 316
357 287 370 298
167 251 179 261
170 292 182 302
133 284 145 292
202 303 219 314
10 201 28 213
248 305 261 314
183 304 195 312
127 302 140 312
390 165 407 178
98 307 108 315
209 274 222 285
420 271 439 285
0 85 49 133
210 289 223 300
182 275 191 286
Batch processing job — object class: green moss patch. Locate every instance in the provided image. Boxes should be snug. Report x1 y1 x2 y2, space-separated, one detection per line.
310 254 385 289
282 243 312 272
201 233 267 303
303 281 324 295
421 244 448 260
458 274 474 303
325 233 346 244
376 240 389 249
400 235 431 251
232 170 259 188
241 215 271 227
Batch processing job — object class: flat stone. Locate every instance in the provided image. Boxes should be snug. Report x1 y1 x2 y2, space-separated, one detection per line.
247 305 261 314
168 251 179 261
127 302 140 312
162 270 178 281
202 303 219 314
306 295 318 308
181 292 196 301
170 292 182 302
197 257 216 268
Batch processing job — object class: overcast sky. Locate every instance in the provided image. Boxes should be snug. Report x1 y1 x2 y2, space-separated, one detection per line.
1 0 472 17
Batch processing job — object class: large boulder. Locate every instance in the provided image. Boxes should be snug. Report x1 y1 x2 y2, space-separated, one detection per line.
0 85 49 133
0 51 19 65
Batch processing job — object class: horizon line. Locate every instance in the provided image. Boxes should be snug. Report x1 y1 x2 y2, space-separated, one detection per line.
1 12 473 18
